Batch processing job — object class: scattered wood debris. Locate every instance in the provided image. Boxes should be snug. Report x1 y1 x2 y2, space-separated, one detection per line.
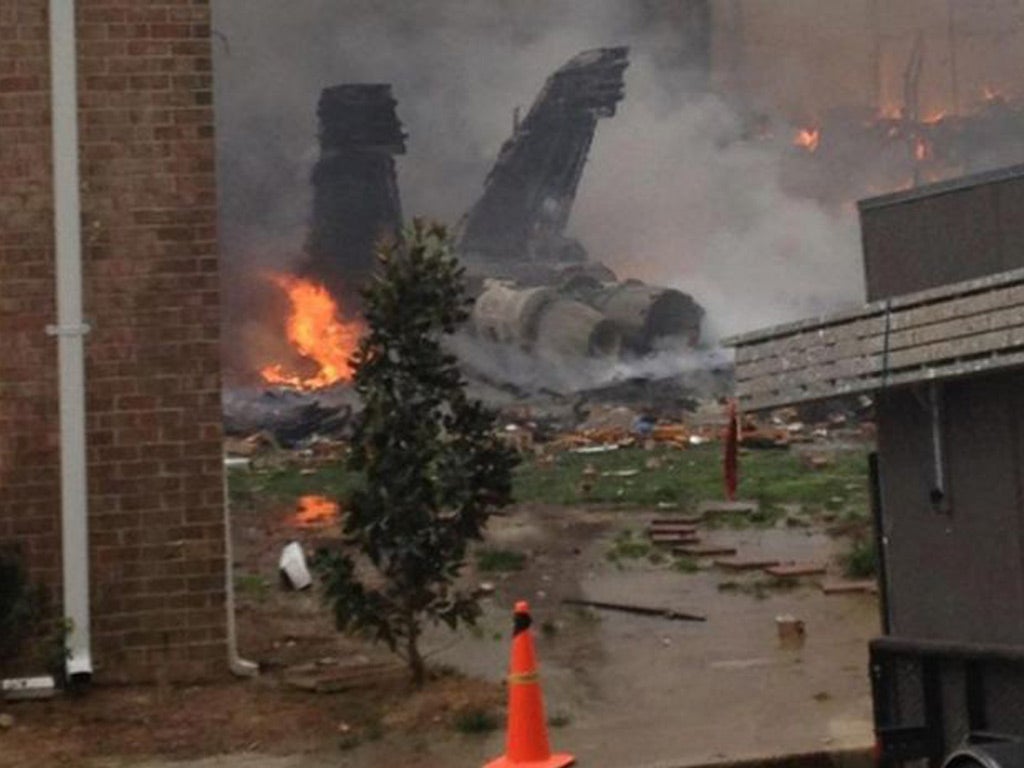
764 562 827 578
714 557 781 572
562 598 705 623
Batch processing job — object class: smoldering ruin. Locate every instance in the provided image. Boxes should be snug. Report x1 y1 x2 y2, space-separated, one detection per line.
217 0 1024 441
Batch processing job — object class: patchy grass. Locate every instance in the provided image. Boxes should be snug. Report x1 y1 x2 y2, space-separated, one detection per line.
234 573 271 602
228 462 361 502
606 529 651 562
477 548 527 573
452 706 500 734
227 444 872 522
672 555 700 574
842 538 877 579
515 444 870 515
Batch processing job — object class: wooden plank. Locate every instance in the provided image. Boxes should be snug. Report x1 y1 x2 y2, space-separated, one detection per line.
674 544 738 557
714 557 781 571
765 562 827 578
821 579 878 595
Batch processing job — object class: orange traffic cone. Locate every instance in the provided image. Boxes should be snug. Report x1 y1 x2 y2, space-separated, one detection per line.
484 601 574 768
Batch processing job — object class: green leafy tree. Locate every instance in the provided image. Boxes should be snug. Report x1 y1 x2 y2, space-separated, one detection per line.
319 220 519 686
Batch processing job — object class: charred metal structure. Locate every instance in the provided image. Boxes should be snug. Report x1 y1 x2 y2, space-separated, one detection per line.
457 47 628 269
298 50 705 385
727 165 1024 768
304 84 405 313
457 47 705 364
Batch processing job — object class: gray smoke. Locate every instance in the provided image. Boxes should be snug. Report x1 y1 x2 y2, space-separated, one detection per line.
217 1 1024 380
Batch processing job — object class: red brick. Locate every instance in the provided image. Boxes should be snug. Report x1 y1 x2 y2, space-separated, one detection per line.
1 0 224 684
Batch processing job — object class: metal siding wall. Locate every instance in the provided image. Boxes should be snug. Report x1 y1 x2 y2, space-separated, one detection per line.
863 182 1009 300
880 374 1024 644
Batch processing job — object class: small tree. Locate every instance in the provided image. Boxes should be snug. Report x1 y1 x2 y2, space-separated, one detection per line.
319 220 519 686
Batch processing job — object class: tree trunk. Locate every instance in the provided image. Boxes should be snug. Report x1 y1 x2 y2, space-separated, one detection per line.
407 622 426 687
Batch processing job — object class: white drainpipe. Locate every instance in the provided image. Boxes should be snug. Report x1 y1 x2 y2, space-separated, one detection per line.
47 0 92 682
223 472 258 677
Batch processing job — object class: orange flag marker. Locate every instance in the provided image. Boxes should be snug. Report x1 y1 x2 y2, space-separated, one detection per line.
484 601 575 768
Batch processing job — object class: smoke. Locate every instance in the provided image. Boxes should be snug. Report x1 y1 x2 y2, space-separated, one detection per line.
219 1 1024 379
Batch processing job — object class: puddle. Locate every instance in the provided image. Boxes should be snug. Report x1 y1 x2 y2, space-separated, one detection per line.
289 494 342 528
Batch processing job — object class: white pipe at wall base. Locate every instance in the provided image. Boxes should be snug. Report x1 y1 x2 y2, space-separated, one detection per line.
47 0 92 682
223 469 258 677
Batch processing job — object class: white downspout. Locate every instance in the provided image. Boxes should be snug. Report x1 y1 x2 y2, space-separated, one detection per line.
223 471 258 676
47 0 92 682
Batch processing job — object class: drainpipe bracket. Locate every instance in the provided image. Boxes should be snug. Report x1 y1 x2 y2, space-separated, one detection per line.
45 323 92 337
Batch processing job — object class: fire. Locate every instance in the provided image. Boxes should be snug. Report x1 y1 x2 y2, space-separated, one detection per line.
914 136 932 162
793 127 820 152
983 85 1002 102
291 495 341 528
261 274 362 390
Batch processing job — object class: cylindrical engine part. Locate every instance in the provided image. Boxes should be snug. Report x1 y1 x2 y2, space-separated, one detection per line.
470 282 555 347
584 280 703 352
533 298 621 360
470 281 621 359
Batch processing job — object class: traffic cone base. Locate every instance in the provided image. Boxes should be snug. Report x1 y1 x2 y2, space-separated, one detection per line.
483 753 575 768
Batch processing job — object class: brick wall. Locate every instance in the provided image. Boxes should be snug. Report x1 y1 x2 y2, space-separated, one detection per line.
0 0 226 683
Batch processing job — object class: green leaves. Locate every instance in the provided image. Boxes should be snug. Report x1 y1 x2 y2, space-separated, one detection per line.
319 221 519 685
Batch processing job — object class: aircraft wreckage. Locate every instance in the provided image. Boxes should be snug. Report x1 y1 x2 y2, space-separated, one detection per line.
307 46 702 361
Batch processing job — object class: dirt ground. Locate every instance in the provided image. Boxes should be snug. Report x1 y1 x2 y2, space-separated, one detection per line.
0 494 879 768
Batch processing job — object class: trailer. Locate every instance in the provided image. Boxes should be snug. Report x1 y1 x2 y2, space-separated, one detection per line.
726 164 1024 768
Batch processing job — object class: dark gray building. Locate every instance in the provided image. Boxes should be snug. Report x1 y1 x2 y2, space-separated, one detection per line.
726 165 1024 767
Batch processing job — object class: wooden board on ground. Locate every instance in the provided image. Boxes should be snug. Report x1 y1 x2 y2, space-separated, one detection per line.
651 536 700 548
674 544 738 557
284 656 405 693
648 522 698 534
765 562 827 578
714 557 781 572
821 579 878 595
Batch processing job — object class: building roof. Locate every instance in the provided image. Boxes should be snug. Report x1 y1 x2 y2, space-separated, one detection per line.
722 266 1024 411
858 162 1024 213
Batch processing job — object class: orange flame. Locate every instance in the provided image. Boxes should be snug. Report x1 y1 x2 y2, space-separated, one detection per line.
261 274 362 390
914 136 931 162
793 127 820 152
291 495 341 528
983 85 1001 102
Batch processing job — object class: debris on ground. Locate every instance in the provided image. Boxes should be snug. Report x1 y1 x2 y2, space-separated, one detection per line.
821 579 878 595
562 597 706 622
714 557 782 572
776 615 806 649
674 543 738 558
279 541 313 590
765 562 828 579
283 656 406 693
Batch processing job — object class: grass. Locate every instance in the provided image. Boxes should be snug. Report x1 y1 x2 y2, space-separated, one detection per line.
453 707 500 734
477 548 527 572
606 529 651 562
842 538 877 578
227 444 872 522
672 555 700 573
514 444 870 514
234 573 271 602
